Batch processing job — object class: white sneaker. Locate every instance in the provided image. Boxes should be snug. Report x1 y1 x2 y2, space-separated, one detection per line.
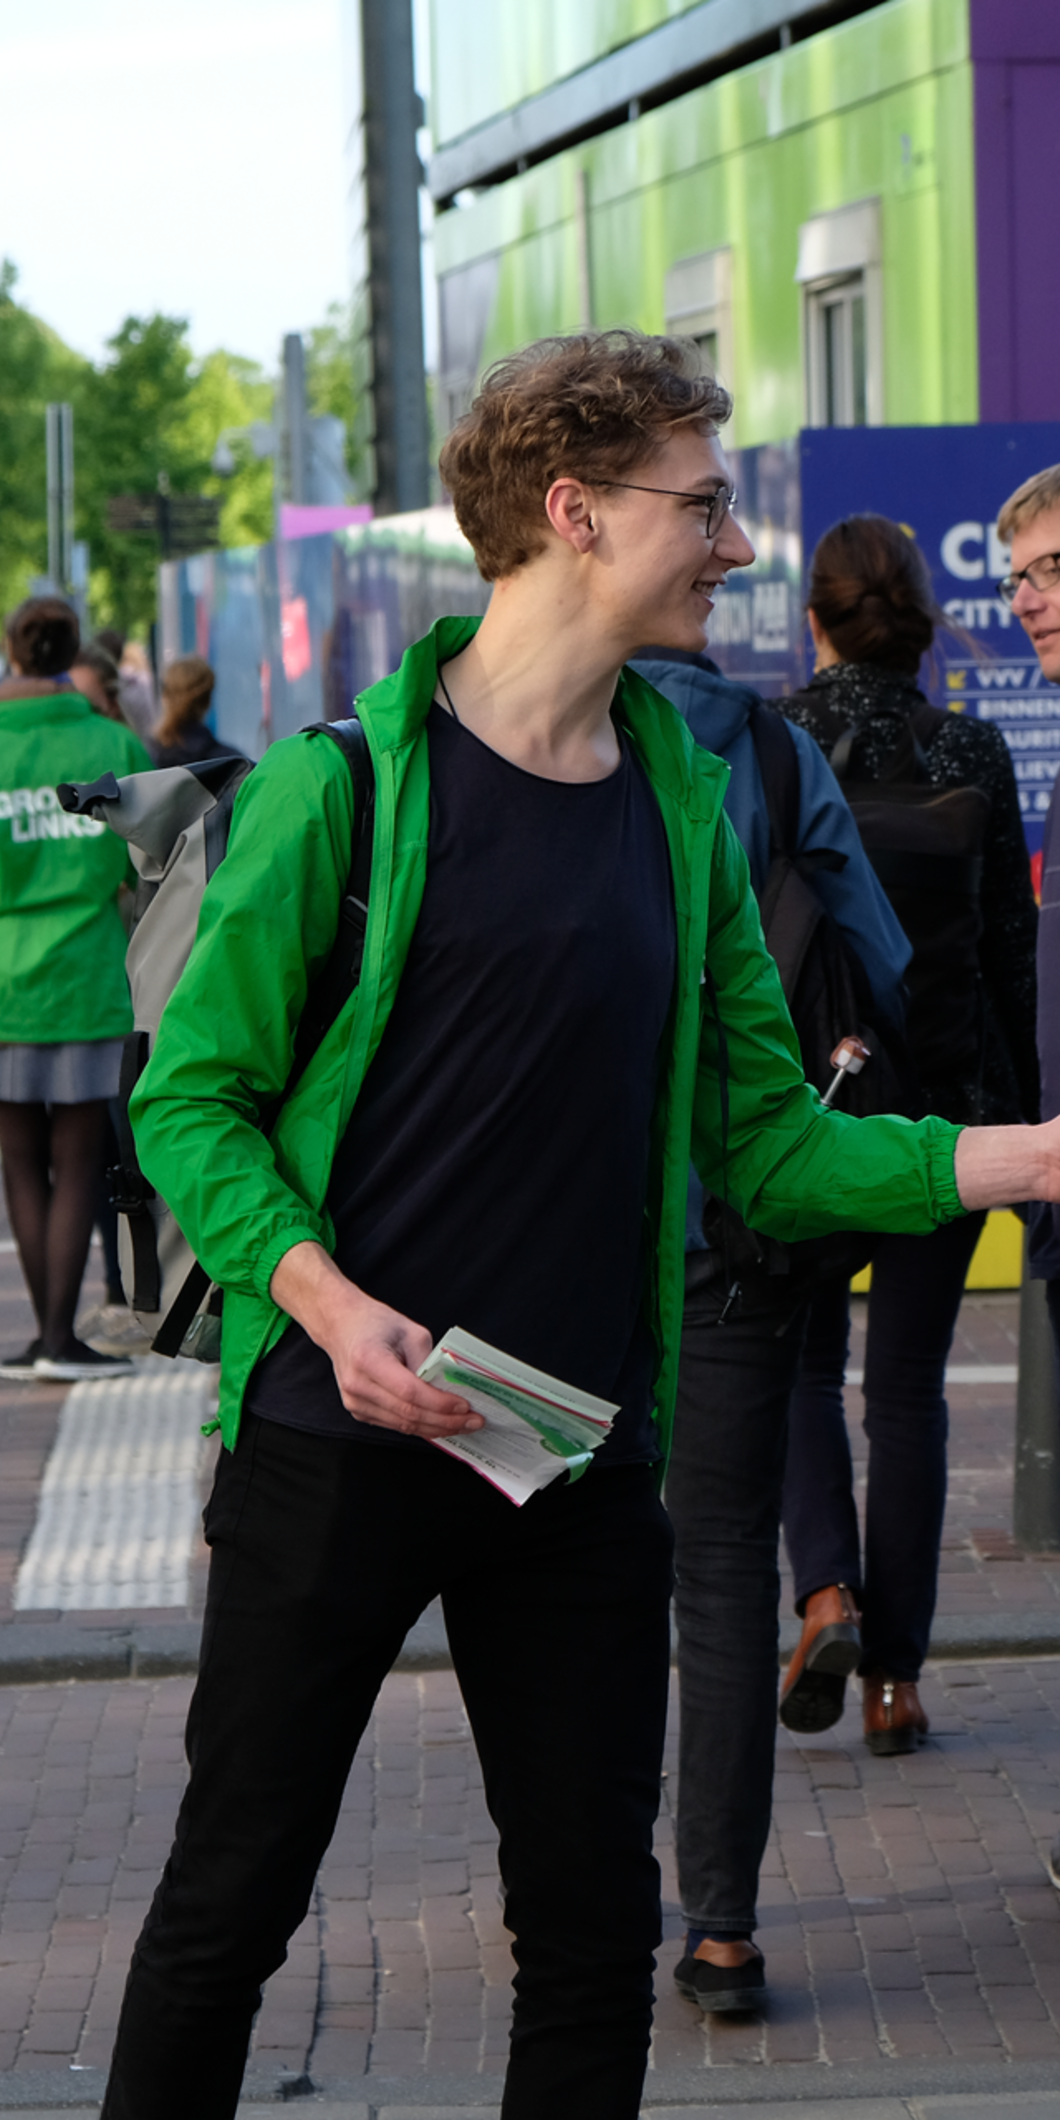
1048 1836 1060 1889
76 1302 154 1358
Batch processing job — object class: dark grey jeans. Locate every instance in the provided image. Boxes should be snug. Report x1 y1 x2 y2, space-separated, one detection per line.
666 1254 807 1936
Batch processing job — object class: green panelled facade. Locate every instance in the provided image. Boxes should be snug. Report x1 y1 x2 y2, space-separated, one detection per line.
431 0 705 143
430 0 979 445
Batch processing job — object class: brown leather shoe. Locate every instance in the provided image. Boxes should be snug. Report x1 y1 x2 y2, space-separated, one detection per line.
863 1673 929 1755
779 1584 861 1734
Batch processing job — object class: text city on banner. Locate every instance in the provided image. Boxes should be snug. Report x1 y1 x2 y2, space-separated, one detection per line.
704 423 1060 869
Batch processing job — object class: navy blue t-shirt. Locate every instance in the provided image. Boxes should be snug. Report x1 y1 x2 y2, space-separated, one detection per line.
247 701 676 1461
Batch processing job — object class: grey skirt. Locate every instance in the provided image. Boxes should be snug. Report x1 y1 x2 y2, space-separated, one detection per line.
0 1040 123 1103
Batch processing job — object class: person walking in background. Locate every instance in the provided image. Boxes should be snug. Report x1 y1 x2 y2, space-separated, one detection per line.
148 655 246 767
69 639 125 724
0 597 152 1381
778 514 1039 1754
95 632 158 744
631 642 912 2014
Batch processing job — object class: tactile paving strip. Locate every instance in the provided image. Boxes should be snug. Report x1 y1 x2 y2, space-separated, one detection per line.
14 1364 210 1610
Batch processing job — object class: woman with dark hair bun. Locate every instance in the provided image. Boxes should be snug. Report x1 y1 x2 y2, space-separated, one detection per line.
777 513 1039 1755
0 597 152 1380
148 655 246 768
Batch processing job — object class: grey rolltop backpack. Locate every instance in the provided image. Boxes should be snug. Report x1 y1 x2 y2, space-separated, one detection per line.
57 723 375 1361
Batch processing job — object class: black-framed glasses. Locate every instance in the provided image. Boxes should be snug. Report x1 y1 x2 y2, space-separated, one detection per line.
594 480 737 540
997 551 1060 606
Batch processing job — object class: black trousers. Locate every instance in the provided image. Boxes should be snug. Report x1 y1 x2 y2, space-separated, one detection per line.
666 1255 807 1935
782 1212 987 1679
100 1415 673 2120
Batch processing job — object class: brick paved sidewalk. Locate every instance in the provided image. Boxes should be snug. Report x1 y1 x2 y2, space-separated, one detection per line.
3 1659 1060 2107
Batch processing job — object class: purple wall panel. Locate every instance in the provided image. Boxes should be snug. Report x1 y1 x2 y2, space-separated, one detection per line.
970 0 1060 61
970 0 1060 422
1011 66 1060 421
973 51 1014 421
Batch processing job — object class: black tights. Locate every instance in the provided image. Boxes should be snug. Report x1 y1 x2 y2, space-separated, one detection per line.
0 1100 108 1357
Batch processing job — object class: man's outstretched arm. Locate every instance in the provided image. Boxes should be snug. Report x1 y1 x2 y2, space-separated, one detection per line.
954 1121 1060 1212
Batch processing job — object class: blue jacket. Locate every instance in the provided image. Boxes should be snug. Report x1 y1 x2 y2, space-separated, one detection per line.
630 652 912 1250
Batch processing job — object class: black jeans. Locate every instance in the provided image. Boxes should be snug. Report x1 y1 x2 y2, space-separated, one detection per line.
665 1254 807 1936
782 1211 986 1680
100 1417 673 2120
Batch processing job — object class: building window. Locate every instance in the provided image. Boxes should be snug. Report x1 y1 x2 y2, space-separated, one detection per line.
796 201 882 428
806 272 868 427
664 248 734 427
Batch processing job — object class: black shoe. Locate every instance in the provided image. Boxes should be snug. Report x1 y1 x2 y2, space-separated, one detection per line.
779 1584 862 1734
674 1944 766 2015
0 1339 43 1381
34 1340 133 1382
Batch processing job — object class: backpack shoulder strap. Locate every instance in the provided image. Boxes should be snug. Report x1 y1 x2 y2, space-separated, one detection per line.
909 699 950 747
828 697 940 786
287 716 377 1088
747 697 801 861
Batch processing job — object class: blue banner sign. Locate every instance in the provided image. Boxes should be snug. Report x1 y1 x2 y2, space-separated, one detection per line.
800 423 1060 864
706 440 803 699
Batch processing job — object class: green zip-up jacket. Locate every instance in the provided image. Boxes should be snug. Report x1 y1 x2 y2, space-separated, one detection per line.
130 616 965 1460
0 693 151 1043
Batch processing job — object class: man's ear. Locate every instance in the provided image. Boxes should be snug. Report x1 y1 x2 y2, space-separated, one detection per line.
545 477 598 555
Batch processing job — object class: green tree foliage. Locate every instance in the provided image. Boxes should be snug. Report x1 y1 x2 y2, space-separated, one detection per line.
0 270 363 634
304 301 363 489
190 350 275 551
75 314 212 633
0 261 86 618
77 321 276 632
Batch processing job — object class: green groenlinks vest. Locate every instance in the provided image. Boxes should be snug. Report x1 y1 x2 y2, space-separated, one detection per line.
0 693 150 1042
131 616 964 1459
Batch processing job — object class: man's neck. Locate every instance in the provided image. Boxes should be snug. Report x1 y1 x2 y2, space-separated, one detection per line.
438 570 629 784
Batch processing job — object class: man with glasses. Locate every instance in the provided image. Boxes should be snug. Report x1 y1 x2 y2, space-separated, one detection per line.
998 467 1060 1895
996 467 1060 668
100 338 1060 2120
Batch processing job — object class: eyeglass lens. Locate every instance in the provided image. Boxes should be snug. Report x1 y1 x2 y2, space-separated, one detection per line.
999 553 1060 605
705 489 735 537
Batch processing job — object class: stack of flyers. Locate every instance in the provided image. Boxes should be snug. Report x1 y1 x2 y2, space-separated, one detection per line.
417 1326 617 1507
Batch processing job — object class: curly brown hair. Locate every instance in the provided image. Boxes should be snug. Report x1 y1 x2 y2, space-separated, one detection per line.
807 514 941 675
438 331 732 582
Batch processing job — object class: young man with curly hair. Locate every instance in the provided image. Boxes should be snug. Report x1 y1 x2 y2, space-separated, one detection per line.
100 334 1060 2120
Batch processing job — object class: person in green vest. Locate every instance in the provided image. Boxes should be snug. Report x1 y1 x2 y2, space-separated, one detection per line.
0 596 151 1381
99 334 1060 2120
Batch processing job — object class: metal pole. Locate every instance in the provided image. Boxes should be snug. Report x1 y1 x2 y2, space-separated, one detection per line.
359 0 430 514
46 404 61 586
283 334 308 505
1014 1229 1060 1550
60 404 74 591
45 403 74 591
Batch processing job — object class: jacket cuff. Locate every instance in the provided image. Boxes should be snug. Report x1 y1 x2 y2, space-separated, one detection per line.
253 1223 331 1303
929 1122 968 1223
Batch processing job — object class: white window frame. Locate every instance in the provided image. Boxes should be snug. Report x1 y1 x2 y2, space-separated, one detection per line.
796 201 883 428
664 247 735 432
